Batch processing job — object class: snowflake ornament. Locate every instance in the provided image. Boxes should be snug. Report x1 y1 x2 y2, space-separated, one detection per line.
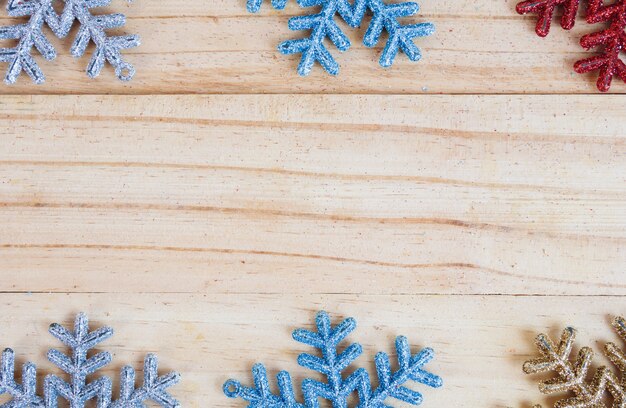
223 310 443 407
523 315 626 407
0 313 181 408
0 0 140 84
248 0 434 76
574 0 626 92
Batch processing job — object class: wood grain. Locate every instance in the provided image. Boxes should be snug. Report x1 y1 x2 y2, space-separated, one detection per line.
0 95 623 298
0 0 623 94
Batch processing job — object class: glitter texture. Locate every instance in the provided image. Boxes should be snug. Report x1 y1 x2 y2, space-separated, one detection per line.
574 0 626 92
224 310 443 407
247 0 289 13
0 0 140 84
0 349 45 407
265 0 434 76
515 0 581 37
354 0 436 68
523 315 626 407
0 313 180 408
278 0 357 76
0 0 59 84
53 0 141 82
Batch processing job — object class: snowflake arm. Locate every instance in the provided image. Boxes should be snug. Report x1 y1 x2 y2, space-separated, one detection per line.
515 0 580 37
278 0 358 76
606 317 626 375
247 0 289 13
605 317 626 405
45 376 112 408
224 364 303 408
0 0 59 84
295 311 363 406
54 0 140 81
364 336 442 407
0 348 45 408
44 313 114 408
573 0 626 92
355 0 435 68
523 327 601 404
111 354 181 408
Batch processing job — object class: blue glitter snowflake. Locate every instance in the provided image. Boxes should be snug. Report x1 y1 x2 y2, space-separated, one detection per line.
223 310 443 407
0 313 180 408
0 0 140 84
249 0 434 76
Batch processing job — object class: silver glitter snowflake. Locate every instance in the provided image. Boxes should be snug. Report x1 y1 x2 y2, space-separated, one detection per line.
0 313 181 408
0 0 140 84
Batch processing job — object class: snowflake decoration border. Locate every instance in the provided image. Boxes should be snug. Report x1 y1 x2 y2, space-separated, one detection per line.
246 0 435 76
523 315 626 407
0 312 181 408
223 310 443 407
0 0 140 85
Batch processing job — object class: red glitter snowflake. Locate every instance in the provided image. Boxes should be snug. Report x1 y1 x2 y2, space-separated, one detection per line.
516 0 581 37
574 0 626 92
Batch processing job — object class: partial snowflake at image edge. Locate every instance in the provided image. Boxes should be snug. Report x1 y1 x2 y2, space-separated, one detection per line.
0 0 140 85
249 0 435 76
523 315 626 407
514 0 626 92
223 310 443 407
0 313 181 408
574 0 626 92
0 0 59 84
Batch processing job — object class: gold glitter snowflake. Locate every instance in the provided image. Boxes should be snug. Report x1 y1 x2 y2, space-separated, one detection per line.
523 316 626 408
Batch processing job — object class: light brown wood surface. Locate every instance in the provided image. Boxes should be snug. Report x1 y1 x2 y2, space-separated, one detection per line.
0 0 625 93
0 0 625 406
0 95 624 407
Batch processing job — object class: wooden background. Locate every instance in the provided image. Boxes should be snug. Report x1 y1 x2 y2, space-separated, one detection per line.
0 1 625 407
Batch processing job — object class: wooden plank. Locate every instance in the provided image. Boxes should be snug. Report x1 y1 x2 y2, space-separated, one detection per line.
0 0 620 94
0 95 623 295
63 0 526 18
0 293 623 407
